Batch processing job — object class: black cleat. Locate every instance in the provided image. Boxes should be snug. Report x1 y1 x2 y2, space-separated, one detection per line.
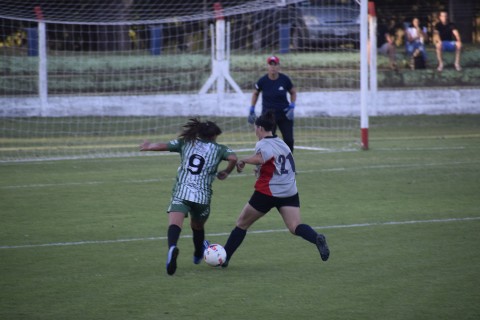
221 258 229 268
166 246 179 275
316 234 330 261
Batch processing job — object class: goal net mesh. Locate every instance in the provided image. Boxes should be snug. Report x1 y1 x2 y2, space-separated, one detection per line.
0 0 361 161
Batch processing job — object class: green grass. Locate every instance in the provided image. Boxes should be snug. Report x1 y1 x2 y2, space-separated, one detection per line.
1 115 480 319
0 116 359 160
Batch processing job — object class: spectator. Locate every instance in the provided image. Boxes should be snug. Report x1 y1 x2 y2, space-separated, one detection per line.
406 17 427 58
406 17 428 69
433 11 462 71
377 18 397 71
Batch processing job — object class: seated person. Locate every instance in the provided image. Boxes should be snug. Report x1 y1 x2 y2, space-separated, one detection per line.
433 11 462 71
406 17 427 59
377 19 397 70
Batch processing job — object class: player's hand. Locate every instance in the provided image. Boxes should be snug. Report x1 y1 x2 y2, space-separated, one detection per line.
236 160 245 173
247 106 256 124
139 140 151 151
284 102 295 121
216 170 229 180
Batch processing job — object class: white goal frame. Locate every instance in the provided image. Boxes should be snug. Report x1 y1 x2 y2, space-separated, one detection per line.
0 0 373 161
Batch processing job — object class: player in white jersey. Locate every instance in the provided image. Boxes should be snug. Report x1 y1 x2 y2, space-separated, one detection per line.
140 118 237 275
222 111 329 267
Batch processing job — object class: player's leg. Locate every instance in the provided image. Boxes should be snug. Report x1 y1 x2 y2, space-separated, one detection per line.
166 211 185 275
165 198 190 275
223 203 263 266
280 207 330 261
190 202 210 264
223 191 272 267
277 116 294 152
168 211 185 247
278 194 329 261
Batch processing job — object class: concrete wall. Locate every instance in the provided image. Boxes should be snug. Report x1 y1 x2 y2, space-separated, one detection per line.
1 88 479 117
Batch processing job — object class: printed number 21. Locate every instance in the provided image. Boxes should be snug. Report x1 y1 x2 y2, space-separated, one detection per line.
279 153 296 174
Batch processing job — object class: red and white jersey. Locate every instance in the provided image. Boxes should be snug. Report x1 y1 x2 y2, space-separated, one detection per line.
254 136 297 197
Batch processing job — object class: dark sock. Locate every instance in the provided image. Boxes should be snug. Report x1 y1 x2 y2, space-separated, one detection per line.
224 226 247 261
192 228 205 257
294 224 317 244
167 224 182 248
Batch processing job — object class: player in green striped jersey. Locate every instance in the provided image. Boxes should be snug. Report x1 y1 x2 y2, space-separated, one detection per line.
140 118 237 275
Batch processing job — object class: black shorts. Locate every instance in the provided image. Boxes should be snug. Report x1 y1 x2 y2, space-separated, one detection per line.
248 191 300 214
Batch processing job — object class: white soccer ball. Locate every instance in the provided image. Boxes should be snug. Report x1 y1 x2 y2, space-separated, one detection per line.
204 244 227 267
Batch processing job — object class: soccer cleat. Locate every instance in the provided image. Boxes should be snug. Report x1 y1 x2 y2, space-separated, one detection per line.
166 246 179 275
203 240 210 250
193 240 210 264
221 259 229 268
316 234 330 261
221 254 230 268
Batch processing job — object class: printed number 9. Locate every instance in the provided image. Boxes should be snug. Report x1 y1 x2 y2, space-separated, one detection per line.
188 154 205 175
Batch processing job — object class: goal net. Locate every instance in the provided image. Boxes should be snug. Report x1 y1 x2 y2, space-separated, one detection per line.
0 0 362 162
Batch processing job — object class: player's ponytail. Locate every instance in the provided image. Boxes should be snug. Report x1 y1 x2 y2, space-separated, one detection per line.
180 118 222 142
179 118 201 142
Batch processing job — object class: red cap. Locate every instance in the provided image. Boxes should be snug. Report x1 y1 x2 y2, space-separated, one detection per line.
267 56 280 65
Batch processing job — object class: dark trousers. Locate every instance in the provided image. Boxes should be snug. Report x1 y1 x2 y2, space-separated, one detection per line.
271 111 294 152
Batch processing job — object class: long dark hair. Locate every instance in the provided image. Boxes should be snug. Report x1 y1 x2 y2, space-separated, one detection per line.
179 118 222 142
255 111 276 132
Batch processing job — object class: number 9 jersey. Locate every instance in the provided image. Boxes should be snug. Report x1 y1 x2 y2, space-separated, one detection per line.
254 136 297 198
167 138 235 204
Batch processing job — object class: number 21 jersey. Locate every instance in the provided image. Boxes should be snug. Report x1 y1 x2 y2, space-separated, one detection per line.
254 136 297 198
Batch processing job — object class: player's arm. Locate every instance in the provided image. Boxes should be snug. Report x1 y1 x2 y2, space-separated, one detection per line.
236 152 264 173
289 86 297 104
217 154 238 180
139 140 169 151
248 88 261 124
452 28 461 44
251 89 260 107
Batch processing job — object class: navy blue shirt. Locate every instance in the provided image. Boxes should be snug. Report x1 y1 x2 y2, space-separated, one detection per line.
255 73 293 116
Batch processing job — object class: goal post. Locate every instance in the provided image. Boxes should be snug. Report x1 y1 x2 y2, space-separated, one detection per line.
0 0 367 162
199 2 243 97
360 0 369 150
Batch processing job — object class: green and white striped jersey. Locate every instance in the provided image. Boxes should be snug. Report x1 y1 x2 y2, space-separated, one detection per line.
167 138 235 204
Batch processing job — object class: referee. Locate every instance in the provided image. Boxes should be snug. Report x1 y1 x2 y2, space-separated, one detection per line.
248 55 297 152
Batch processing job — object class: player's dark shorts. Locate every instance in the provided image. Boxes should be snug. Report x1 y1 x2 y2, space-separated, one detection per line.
248 190 300 214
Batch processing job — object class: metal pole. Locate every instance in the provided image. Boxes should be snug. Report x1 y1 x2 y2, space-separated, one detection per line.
360 0 369 150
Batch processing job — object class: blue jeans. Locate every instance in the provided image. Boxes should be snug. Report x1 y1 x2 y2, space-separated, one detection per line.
406 41 426 59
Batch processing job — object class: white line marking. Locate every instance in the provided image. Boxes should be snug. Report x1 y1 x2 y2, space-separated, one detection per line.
2 160 479 190
1 217 478 250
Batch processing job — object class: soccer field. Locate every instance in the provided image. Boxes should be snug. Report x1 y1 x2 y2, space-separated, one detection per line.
1 115 479 320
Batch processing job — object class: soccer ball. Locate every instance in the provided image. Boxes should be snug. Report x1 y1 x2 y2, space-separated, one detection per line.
204 244 227 267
